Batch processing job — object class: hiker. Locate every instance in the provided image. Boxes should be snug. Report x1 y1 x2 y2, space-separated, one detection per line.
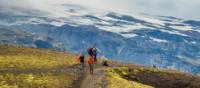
88 46 97 63
92 47 97 63
87 46 98 74
87 55 94 74
76 53 85 69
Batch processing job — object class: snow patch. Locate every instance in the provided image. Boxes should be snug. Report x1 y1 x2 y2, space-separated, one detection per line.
191 41 197 44
50 21 65 26
170 25 193 31
193 29 200 33
150 37 168 43
121 34 138 38
160 29 189 37
98 23 152 33
130 14 166 26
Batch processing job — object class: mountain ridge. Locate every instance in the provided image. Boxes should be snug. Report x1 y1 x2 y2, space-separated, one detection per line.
0 4 200 74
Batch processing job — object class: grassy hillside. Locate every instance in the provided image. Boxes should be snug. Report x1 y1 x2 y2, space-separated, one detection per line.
106 67 153 88
0 45 200 88
105 66 200 88
0 45 78 88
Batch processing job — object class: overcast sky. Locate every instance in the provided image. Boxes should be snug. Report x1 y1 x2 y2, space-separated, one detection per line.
1 0 200 20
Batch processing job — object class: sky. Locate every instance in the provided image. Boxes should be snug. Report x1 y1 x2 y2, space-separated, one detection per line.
1 0 200 20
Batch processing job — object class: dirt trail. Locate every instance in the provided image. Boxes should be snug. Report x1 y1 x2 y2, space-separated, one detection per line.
70 64 110 88
69 62 200 88
80 66 108 88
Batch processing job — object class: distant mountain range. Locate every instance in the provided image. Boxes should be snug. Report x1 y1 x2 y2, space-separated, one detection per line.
0 4 200 74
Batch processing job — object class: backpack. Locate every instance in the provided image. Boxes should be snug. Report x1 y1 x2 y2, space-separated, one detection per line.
87 48 93 56
80 55 84 62
102 61 109 66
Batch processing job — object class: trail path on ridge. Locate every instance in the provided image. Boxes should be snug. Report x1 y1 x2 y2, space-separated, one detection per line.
69 62 139 88
70 64 111 88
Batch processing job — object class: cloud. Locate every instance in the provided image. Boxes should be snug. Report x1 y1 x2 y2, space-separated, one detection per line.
0 0 200 20
129 0 200 20
0 0 32 8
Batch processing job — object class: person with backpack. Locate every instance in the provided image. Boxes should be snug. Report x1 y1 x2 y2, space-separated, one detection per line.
92 47 97 63
87 55 94 74
87 47 94 74
76 53 85 69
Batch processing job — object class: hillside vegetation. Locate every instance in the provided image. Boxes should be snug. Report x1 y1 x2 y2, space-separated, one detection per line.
0 45 200 88
105 66 200 88
0 45 78 88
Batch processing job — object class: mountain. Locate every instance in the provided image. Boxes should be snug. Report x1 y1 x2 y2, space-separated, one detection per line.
0 4 200 74
0 25 59 49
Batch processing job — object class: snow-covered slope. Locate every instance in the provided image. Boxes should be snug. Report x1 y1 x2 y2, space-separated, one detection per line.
0 4 200 74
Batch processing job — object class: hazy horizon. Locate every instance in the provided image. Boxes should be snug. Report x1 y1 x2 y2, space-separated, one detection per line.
1 0 200 20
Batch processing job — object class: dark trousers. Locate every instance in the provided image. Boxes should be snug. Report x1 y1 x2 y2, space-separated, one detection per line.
89 64 93 74
94 54 97 62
